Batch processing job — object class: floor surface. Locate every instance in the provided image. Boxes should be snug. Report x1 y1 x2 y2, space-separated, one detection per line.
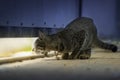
0 48 120 80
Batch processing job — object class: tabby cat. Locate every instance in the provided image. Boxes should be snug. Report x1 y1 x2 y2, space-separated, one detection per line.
33 17 118 59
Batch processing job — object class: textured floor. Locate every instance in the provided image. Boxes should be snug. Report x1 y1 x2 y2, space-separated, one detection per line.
0 39 120 80
0 48 120 80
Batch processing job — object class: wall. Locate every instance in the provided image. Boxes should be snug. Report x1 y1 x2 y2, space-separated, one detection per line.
0 0 119 39
82 0 119 39
116 0 120 38
0 0 79 28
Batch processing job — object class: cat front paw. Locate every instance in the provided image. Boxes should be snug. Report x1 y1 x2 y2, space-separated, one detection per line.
68 55 74 59
62 53 69 60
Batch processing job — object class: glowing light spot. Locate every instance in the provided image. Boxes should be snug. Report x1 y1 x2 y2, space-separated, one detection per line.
13 51 33 57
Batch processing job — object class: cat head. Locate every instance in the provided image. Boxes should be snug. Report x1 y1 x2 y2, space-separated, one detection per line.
38 31 50 42
33 31 50 54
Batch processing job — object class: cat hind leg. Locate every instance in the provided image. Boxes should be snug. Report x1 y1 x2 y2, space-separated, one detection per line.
78 49 91 59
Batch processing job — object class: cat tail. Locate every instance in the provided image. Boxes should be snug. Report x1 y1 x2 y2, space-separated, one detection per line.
94 38 118 52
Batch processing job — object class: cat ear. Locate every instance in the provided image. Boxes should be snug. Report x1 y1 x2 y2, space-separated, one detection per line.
38 31 47 40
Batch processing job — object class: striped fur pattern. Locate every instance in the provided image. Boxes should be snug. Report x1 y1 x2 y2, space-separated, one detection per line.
33 17 118 59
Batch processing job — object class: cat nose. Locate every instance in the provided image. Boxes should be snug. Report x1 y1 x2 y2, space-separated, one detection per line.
37 46 44 50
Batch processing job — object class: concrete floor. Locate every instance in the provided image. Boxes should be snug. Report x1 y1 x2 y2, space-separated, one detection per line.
0 48 120 80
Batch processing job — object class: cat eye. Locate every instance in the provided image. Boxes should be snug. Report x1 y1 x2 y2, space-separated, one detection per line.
39 38 43 40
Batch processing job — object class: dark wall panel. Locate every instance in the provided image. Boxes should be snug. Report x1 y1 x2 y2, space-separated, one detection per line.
0 0 79 28
82 0 119 39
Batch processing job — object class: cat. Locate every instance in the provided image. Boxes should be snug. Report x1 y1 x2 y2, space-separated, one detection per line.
33 17 118 59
